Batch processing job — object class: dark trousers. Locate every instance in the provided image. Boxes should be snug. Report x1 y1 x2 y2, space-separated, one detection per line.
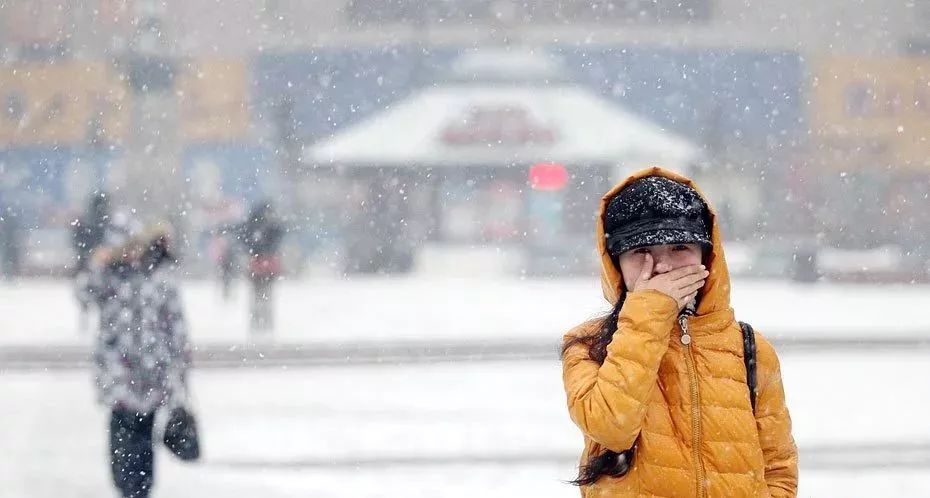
109 409 155 498
250 275 274 332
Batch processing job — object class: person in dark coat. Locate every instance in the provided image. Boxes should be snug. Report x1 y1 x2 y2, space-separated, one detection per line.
73 192 110 272
0 192 22 280
73 192 111 330
236 201 284 333
87 219 192 498
209 222 242 302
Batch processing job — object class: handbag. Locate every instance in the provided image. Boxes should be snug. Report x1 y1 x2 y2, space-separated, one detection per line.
163 405 201 461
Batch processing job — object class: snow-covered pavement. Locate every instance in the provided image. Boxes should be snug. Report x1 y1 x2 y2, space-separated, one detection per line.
2 277 930 351
2 351 928 497
3 276 929 496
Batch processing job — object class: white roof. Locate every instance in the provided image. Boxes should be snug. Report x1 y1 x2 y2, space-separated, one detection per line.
304 82 700 170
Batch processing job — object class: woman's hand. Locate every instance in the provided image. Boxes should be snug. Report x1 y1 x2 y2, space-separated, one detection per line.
631 253 709 311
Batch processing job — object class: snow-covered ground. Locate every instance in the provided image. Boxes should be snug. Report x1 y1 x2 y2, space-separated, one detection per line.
2 276 930 349
2 276 929 496
1 352 928 497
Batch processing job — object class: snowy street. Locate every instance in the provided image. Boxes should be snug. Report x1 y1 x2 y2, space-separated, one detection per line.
3 277 930 351
2 351 929 497
3 277 930 496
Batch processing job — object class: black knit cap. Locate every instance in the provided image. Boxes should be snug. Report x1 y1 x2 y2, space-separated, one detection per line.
604 176 711 257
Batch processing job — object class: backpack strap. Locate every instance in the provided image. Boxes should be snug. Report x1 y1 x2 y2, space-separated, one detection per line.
739 321 758 413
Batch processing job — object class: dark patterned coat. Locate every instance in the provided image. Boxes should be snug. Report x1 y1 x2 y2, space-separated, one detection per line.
90 261 191 413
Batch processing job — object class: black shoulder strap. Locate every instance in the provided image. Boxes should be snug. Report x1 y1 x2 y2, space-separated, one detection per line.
739 321 758 413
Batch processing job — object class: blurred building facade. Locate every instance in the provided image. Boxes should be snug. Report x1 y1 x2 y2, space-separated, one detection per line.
0 0 927 279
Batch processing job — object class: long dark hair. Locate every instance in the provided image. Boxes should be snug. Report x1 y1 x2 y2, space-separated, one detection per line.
561 293 632 486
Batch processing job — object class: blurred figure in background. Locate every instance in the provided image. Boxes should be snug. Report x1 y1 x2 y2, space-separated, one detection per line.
0 190 22 280
236 200 284 334
208 226 239 301
72 191 111 331
86 216 193 498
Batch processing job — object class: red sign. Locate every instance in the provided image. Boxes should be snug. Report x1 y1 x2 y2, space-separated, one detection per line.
529 162 569 191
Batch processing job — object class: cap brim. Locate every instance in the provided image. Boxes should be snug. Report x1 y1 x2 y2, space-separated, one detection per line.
612 228 712 256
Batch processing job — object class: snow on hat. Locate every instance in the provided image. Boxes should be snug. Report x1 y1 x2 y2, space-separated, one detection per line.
604 176 711 257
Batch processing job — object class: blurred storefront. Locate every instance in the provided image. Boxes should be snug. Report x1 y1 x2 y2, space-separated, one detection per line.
0 44 810 277
303 48 700 275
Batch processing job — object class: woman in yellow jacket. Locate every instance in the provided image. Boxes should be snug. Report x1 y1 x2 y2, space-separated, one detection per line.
562 168 797 497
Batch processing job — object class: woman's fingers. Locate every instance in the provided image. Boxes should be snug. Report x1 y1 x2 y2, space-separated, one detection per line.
639 266 708 306
679 291 698 307
667 264 705 282
681 279 706 294
638 253 654 285
672 280 705 307
677 268 709 285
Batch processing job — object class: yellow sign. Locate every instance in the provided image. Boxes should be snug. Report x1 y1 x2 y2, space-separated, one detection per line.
0 62 129 146
177 59 250 143
812 57 930 171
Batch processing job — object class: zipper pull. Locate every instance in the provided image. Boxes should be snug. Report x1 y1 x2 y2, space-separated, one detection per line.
679 315 692 346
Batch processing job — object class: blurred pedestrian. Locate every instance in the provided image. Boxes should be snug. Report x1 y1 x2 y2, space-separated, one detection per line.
0 191 22 280
87 217 196 498
561 168 797 497
72 191 110 331
208 226 238 301
236 200 284 334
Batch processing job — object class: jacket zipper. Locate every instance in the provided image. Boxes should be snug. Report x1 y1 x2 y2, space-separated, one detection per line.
680 314 706 498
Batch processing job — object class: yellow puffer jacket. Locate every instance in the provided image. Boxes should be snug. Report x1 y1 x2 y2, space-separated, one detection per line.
562 167 798 497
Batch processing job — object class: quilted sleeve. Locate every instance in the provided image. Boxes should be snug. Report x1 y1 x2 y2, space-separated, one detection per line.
562 290 678 452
